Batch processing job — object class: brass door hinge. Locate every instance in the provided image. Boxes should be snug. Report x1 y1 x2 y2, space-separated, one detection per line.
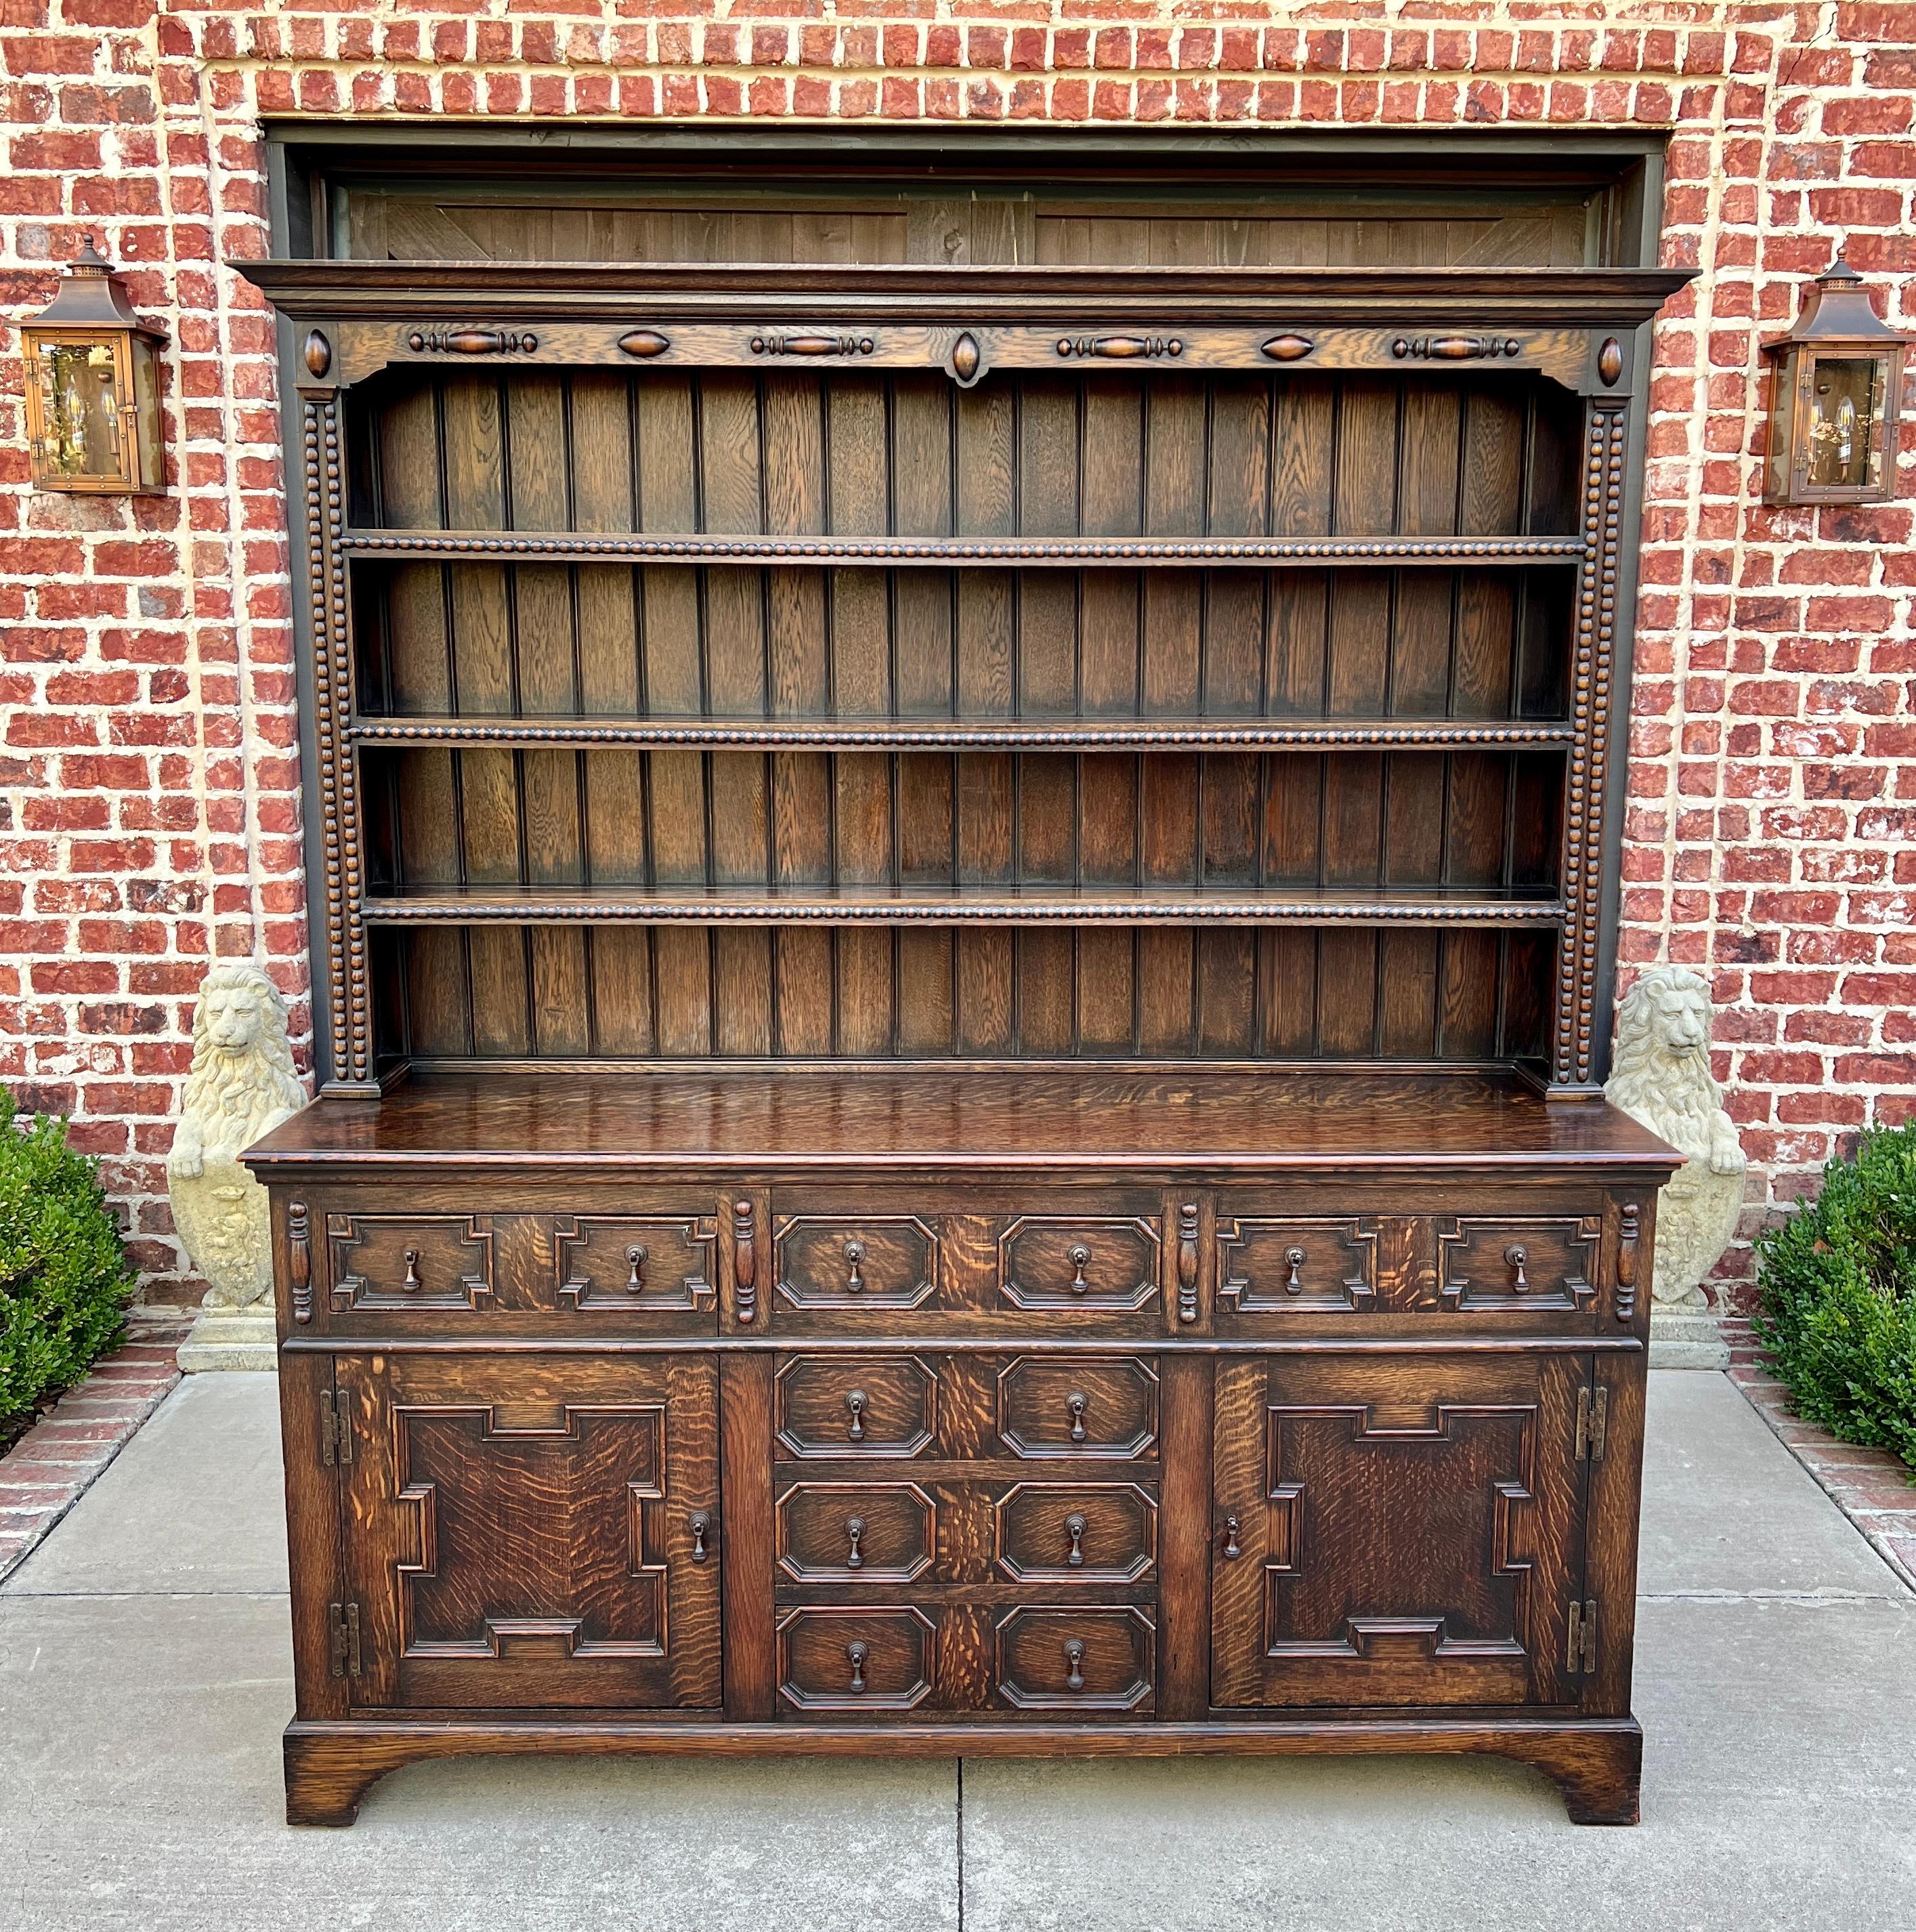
328 1601 362 1677
320 1388 352 1466
1575 1384 1609 1462
1567 1597 1598 1674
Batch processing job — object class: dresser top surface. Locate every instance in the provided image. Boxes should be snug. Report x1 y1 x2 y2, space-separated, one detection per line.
244 1071 1679 1177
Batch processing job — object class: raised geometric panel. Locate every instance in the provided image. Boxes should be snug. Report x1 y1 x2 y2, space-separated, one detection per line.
394 1402 668 1661
1262 1402 1535 1669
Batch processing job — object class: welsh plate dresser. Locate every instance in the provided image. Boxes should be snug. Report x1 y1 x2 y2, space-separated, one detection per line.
240 137 1687 1827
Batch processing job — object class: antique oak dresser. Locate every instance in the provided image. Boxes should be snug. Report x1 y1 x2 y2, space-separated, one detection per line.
240 137 1686 1826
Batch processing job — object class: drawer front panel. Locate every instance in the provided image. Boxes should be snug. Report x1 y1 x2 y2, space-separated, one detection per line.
552 1213 718 1325
766 1196 1168 1335
997 1605 1155 1712
775 1215 940 1312
1215 1216 1380 1320
998 1356 1160 1459
1433 1215 1603 1314
996 1482 1156 1584
327 1213 493 1314
997 1216 1161 1315
775 1355 938 1458
777 1482 936 1584
779 1606 935 1712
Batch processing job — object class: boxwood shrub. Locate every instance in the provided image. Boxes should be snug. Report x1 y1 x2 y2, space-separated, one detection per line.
1756 1120 1916 1478
0 1087 133 1443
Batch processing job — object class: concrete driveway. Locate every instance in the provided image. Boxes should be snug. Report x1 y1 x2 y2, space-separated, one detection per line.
2 1370 1911 1932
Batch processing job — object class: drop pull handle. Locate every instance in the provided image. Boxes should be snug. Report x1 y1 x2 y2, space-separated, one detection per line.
1065 1512 1086 1568
1223 1515 1241 1560
689 1511 710 1563
845 1515 866 1570
1284 1246 1306 1296
1067 1243 1092 1295
845 1389 868 1442
1506 1244 1530 1293
401 1248 422 1293
843 1238 866 1293
847 1641 868 1694
1063 1639 1085 1692
1067 1389 1088 1444
624 1244 648 1293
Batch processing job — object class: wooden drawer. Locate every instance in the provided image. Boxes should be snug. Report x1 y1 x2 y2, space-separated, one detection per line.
326 1212 494 1314
997 1605 1155 1712
998 1356 1160 1459
775 1603 1157 1716
1432 1213 1603 1314
768 1195 1166 1335
778 1606 935 1712
303 1200 721 1332
996 1482 1155 1584
771 1351 1161 1462
777 1480 937 1584
773 1473 1158 1586
1215 1215 1380 1318
1209 1200 1614 1327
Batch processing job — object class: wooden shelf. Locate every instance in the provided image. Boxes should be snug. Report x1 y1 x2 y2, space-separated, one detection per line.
359 883 1564 927
343 530 1587 570
351 715 1576 753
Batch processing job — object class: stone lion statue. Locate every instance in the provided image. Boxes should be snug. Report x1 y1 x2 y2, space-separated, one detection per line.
167 965 305 1311
1604 965 1747 1312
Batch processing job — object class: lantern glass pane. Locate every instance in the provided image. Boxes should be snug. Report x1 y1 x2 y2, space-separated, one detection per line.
1806 354 1884 490
32 339 127 482
131 337 163 490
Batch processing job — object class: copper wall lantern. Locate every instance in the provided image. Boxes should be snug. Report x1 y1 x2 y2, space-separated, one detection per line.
1762 255 1910 507
20 237 168 495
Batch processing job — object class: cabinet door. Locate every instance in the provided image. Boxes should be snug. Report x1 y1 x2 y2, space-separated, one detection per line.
1212 1353 1588 1708
340 1353 721 1710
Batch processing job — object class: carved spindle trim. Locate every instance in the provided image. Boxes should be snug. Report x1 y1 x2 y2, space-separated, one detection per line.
1556 400 1628 1087
288 1200 312 1324
950 330 983 383
1391 334 1523 361
302 330 331 379
749 331 874 357
1598 337 1624 386
1616 1202 1641 1324
406 327 538 356
617 329 671 359
1055 334 1183 360
1260 334 1315 362
1176 1203 1199 1324
733 1198 758 1324
301 398 349 1084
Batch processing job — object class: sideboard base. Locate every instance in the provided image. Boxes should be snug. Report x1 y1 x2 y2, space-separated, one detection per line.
284 1713 1642 1829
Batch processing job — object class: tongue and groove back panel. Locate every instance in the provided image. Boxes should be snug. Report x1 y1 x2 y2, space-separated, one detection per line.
348 362 1577 1068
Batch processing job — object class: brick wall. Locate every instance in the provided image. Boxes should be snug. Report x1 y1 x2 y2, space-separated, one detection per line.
1 1 1912 1307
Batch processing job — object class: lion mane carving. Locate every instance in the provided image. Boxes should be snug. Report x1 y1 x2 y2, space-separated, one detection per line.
1604 965 1747 1312
167 965 305 1311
